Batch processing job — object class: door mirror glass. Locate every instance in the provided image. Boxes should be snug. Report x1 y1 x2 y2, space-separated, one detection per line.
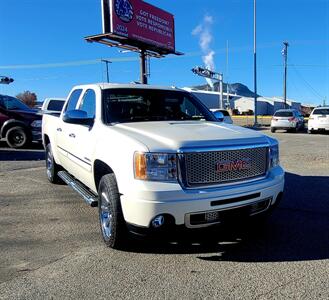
63 109 93 126
213 111 224 122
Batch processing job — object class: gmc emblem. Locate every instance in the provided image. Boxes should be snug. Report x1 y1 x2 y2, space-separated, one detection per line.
216 158 251 172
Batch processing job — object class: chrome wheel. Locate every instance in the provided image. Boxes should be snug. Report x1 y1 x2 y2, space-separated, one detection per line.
46 148 53 179
100 192 113 239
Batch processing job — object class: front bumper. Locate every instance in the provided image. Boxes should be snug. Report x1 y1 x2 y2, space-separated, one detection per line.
120 166 285 229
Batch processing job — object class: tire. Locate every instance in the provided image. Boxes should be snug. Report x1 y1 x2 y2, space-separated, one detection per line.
45 143 62 183
98 173 128 249
308 129 314 134
270 127 276 133
6 126 30 149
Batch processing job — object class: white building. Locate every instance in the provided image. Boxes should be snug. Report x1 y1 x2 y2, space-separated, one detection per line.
183 88 301 115
183 88 236 109
234 97 301 115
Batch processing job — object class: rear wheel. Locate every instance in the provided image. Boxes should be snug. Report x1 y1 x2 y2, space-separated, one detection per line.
98 173 128 249
6 126 30 148
308 129 314 134
46 143 62 183
270 127 276 133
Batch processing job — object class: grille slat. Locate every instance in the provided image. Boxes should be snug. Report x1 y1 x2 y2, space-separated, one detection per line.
183 147 268 187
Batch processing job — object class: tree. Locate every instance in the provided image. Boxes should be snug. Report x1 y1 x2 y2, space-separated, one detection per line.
16 91 37 108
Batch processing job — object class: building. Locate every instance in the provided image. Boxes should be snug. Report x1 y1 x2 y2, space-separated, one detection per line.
183 88 237 109
183 88 302 115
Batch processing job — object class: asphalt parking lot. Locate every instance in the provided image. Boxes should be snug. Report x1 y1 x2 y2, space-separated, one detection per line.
0 129 329 299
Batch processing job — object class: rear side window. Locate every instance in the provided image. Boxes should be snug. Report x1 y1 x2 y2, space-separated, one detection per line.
313 108 329 115
64 89 82 112
79 89 96 118
47 100 65 111
274 111 293 117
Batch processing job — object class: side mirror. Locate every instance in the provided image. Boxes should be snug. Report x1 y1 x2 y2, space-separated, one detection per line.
63 109 94 126
213 111 224 122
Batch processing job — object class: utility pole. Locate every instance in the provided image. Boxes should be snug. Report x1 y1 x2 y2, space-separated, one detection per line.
226 40 230 108
253 0 258 126
282 41 289 109
101 59 112 83
219 73 223 109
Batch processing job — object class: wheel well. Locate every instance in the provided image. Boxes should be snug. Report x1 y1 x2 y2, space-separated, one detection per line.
44 134 50 146
94 160 114 191
1 121 28 138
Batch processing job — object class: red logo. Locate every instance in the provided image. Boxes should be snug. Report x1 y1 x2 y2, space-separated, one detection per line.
216 159 251 173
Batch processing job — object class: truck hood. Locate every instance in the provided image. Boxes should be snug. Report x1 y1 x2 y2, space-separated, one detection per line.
113 121 270 151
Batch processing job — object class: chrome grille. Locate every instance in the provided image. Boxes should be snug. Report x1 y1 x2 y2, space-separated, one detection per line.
183 147 268 187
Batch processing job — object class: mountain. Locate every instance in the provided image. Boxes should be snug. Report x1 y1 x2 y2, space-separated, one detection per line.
193 82 260 98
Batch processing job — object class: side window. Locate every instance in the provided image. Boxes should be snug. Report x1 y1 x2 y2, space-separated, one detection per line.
64 89 82 112
79 89 96 119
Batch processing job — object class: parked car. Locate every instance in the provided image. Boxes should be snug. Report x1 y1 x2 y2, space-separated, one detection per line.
210 108 233 124
0 94 42 148
307 107 329 134
41 98 66 114
270 109 304 133
42 83 284 249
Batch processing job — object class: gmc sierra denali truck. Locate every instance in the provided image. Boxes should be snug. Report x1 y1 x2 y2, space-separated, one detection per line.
42 83 284 249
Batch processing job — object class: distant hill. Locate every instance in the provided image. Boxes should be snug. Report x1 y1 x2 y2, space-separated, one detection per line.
193 82 260 98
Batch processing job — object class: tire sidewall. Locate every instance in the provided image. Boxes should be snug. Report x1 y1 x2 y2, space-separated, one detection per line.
98 174 126 248
46 144 55 182
6 126 29 148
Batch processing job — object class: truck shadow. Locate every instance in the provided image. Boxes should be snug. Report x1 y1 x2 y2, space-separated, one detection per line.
127 172 329 262
0 141 44 161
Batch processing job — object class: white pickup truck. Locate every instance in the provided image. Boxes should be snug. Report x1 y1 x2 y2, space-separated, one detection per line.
42 83 284 249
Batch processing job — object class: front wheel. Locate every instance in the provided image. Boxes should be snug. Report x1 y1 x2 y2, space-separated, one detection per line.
6 126 30 148
98 174 128 249
45 143 62 183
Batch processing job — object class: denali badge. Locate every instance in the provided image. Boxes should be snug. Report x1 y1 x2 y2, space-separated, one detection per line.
216 158 251 172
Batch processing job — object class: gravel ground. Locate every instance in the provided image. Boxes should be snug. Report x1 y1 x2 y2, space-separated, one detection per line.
0 129 328 299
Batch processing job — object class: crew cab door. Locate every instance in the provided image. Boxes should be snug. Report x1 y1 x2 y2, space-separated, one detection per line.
63 89 97 189
56 89 83 166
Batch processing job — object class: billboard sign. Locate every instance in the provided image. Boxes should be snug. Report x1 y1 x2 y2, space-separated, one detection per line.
102 0 175 52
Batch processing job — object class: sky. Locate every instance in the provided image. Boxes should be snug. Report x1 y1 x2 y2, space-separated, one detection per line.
0 0 328 106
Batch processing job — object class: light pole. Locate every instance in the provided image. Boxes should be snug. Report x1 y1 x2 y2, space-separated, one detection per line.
101 59 111 83
253 0 258 126
282 41 289 108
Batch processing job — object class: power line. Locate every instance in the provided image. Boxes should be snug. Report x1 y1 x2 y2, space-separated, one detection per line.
291 64 324 100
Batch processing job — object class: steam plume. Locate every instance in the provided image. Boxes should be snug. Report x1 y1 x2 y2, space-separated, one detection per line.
192 14 215 88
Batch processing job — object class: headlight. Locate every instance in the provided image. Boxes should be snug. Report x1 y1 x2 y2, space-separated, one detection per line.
134 152 177 182
269 144 279 168
31 120 42 128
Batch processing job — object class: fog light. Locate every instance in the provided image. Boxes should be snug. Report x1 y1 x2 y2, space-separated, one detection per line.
151 215 165 228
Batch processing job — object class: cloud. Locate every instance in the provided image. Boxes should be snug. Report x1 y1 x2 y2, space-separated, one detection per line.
192 14 216 87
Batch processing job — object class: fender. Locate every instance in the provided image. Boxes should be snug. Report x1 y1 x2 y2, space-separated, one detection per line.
1 119 29 138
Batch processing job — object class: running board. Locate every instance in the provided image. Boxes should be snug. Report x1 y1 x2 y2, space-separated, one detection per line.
58 171 98 207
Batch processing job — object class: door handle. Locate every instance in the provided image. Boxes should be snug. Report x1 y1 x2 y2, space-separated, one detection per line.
57 128 62 132
69 133 76 138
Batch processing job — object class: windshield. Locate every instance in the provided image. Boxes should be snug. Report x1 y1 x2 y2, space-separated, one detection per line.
274 111 293 117
0 95 32 111
102 88 216 124
313 108 329 115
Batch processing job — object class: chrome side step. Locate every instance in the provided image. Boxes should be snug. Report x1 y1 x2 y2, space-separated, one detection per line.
58 171 98 207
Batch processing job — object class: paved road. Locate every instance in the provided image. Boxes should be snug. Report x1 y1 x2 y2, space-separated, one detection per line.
0 130 328 299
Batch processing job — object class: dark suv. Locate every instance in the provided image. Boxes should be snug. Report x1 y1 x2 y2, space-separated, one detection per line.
0 94 42 148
